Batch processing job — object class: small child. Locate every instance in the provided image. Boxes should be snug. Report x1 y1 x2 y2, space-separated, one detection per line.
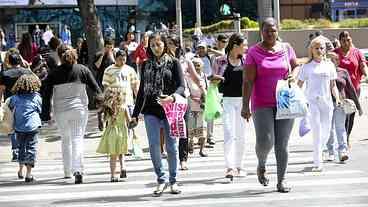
188 57 208 157
8 74 42 182
96 87 129 182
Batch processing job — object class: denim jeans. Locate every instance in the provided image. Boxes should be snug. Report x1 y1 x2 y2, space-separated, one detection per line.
144 115 178 184
327 106 348 155
17 131 38 167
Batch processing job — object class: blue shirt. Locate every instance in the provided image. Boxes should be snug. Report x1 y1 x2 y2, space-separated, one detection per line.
9 93 42 133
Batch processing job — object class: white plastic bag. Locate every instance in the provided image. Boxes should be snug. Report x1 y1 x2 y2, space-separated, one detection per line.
276 81 308 120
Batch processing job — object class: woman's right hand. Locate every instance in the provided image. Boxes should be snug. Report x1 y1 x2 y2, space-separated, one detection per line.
241 106 252 122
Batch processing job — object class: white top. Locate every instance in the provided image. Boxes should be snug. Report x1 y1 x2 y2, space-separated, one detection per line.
298 60 337 104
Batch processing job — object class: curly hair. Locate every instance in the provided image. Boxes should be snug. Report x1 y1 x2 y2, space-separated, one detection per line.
11 74 41 94
102 87 124 124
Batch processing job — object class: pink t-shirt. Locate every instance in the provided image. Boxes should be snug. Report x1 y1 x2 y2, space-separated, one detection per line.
245 43 296 111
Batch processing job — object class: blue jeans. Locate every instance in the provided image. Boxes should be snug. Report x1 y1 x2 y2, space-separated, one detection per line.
144 115 178 184
327 106 348 155
17 131 38 167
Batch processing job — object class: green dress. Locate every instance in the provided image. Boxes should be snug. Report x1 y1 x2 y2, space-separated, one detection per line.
96 111 128 155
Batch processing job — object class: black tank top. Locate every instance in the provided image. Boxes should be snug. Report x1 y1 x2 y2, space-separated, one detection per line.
219 57 243 97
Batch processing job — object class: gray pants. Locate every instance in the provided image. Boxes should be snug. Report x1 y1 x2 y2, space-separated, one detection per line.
253 108 294 183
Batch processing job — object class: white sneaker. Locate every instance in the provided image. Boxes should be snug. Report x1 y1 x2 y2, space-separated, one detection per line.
170 183 181 194
153 183 168 196
327 154 335 162
311 166 323 172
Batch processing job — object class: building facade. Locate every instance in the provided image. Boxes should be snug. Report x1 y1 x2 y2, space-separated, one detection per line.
0 0 137 48
330 0 368 21
280 0 325 20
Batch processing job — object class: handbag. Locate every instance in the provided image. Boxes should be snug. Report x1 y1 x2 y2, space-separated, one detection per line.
276 44 308 120
0 98 14 134
341 99 357 115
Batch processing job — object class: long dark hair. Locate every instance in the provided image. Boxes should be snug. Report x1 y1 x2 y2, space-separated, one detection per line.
167 34 184 59
18 33 33 61
146 32 168 59
225 33 246 55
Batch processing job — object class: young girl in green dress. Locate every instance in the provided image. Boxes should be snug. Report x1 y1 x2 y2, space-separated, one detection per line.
97 87 130 182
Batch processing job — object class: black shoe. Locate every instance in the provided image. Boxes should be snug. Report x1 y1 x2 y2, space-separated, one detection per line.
257 166 269 186
277 181 291 193
18 171 24 179
120 169 127 178
74 172 83 184
11 151 18 162
207 138 216 145
199 151 208 157
25 176 34 183
111 177 119 182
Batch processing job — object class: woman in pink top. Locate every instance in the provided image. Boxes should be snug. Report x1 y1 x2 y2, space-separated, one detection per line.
242 18 299 193
334 31 367 147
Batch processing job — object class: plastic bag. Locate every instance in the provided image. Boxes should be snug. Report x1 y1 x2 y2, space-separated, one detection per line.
0 98 14 134
299 117 311 137
204 83 222 121
276 80 308 120
132 130 143 159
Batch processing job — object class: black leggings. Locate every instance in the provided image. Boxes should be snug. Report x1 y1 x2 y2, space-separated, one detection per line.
345 112 355 142
179 108 190 162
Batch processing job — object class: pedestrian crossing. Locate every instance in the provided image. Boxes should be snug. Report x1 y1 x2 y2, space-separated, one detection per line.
0 145 367 207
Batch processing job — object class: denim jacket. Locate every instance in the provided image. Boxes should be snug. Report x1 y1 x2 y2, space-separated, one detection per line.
8 93 42 133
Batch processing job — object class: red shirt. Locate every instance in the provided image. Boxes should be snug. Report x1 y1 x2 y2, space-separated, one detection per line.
334 47 365 91
133 43 148 65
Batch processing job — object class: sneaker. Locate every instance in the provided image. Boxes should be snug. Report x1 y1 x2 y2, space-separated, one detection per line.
207 138 216 145
161 152 167 159
339 151 349 162
311 166 323 172
170 183 182 194
327 154 335 162
153 183 168 197
25 176 34 183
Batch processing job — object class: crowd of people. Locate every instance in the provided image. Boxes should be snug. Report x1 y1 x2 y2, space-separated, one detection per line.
0 17 366 196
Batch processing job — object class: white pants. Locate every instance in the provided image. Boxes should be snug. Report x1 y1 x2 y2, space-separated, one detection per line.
222 97 246 169
309 99 333 168
55 109 88 177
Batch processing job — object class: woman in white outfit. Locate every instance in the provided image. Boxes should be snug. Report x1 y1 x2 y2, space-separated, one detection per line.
43 44 102 183
297 37 341 171
212 33 248 179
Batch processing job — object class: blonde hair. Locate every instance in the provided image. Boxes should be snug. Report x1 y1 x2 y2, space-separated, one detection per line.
307 36 327 63
191 57 204 68
11 74 41 94
102 87 124 124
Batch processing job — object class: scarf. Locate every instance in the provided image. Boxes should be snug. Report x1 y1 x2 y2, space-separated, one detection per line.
143 54 174 97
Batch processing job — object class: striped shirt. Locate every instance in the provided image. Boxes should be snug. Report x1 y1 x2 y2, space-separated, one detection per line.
102 64 139 106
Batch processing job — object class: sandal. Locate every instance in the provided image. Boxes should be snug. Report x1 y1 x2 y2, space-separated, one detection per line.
170 183 181 194
257 166 269 186
153 183 168 197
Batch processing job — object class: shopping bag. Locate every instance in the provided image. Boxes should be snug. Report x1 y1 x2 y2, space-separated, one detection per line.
0 98 14 134
162 94 188 139
276 80 308 120
341 99 357 115
204 83 222 121
132 130 143 159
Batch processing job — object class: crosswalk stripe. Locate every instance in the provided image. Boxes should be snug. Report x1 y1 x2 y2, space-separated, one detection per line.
0 160 324 179
0 170 363 194
0 156 315 175
1 177 368 203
